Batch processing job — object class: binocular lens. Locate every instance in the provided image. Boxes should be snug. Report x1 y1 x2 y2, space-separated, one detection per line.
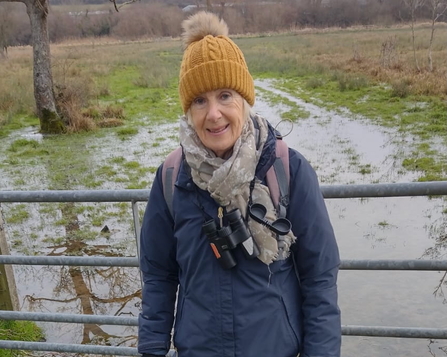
249 203 291 236
202 220 237 269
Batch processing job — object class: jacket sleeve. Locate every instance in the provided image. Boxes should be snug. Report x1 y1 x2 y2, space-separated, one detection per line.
287 149 341 357
138 164 179 356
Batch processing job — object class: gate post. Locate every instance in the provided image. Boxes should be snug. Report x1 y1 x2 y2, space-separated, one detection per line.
0 204 20 311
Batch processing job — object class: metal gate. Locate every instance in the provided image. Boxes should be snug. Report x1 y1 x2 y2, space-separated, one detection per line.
1 181 447 355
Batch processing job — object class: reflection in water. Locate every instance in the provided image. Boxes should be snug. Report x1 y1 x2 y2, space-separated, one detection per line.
422 200 447 305
424 210 447 305
424 211 447 259
12 198 141 348
429 340 447 356
23 202 141 347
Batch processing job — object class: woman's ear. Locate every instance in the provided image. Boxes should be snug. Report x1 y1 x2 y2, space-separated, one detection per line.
243 99 252 122
186 109 194 126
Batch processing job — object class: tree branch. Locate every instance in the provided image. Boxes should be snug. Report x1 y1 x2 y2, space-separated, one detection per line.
25 294 78 304
433 271 447 301
90 289 141 304
109 0 140 12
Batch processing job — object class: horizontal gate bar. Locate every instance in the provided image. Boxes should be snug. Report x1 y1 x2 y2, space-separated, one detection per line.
0 311 137 326
1 181 447 202
0 341 140 356
322 181 447 198
1 324 446 355
1 255 447 270
342 325 447 339
2 311 447 339
340 259 447 270
0 255 139 267
0 189 150 202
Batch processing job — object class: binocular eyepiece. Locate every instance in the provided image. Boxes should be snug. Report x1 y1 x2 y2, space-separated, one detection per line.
202 208 260 270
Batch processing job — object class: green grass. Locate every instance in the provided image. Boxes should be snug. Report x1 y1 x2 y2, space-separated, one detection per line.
104 64 181 123
359 164 372 175
378 220 390 227
5 204 30 224
0 320 44 357
0 115 39 139
116 127 139 138
123 161 140 169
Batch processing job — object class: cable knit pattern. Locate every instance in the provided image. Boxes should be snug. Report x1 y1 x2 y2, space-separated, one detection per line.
179 12 255 113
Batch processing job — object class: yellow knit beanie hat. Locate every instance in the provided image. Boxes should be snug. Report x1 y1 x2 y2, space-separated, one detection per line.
179 11 255 113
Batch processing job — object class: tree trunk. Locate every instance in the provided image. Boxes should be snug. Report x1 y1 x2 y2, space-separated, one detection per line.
428 16 435 72
24 0 65 133
0 3 17 58
427 0 447 72
410 8 421 72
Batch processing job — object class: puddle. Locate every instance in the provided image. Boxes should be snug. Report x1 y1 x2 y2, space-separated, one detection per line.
0 121 180 348
254 79 420 184
0 79 446 356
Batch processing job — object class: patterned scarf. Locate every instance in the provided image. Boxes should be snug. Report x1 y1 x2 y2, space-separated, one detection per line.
179 113 296 265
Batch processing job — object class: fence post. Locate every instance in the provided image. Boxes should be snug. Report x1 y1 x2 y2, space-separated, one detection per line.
0 203 20 311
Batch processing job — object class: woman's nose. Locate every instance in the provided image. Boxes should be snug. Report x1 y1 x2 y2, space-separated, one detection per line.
206 99 221 121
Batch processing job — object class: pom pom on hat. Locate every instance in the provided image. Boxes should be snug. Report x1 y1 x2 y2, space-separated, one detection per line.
179 11 255 113
181 11 229 50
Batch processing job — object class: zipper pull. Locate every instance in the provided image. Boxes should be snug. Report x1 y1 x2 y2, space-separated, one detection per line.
218 206 224 228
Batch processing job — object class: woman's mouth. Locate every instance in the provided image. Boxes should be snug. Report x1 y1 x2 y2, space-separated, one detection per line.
207 124 229 135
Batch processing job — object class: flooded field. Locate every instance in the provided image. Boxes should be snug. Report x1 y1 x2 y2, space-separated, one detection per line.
1 79 446 356
256 79 447 357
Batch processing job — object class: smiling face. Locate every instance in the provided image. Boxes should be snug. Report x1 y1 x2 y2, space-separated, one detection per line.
188 89 246 159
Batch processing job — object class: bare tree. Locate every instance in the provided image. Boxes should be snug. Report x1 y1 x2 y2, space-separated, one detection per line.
0 0 134 134
0 0 65 133
109 0 139 12
0 4 13 58
427 0 447 71
403 0 426 72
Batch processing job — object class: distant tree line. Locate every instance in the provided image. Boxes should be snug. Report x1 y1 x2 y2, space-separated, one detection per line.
1 0 446 47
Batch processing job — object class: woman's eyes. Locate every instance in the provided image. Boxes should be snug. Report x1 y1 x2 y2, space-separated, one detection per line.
220 92 232 101
193 97 206 105
192 91 233 107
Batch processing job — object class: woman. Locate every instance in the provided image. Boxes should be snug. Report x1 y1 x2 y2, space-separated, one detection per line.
138 11 341 357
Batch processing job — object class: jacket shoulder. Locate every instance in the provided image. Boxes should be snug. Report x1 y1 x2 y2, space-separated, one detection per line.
162 147 183 217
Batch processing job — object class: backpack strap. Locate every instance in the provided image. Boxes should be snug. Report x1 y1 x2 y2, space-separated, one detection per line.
266 138 290 218
162 147 183 218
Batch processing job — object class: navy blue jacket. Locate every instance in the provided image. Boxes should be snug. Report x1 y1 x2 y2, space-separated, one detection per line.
138 126 341 357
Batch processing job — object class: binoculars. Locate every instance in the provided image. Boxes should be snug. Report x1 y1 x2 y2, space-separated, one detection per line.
202 208 260 270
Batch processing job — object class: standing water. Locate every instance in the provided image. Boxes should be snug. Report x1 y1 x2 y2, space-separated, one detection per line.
255 79 447 357
0 79 446 356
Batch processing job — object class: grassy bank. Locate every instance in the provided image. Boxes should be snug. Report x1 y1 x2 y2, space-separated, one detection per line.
0 320 43 357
